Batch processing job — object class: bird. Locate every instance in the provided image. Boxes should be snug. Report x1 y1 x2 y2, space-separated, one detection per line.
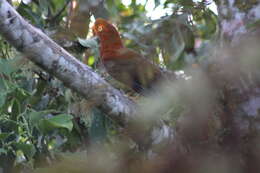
92 18 167 94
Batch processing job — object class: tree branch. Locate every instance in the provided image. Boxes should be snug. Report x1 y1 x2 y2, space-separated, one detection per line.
0 0 174 147
0 0 136 125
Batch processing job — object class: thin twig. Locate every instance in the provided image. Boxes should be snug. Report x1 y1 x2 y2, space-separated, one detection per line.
47 0 71 24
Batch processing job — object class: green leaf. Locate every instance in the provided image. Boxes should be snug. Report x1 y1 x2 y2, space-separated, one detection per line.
78 37 100 59
39 114 73 133
0 77 6 91
89 108 107 143
87 56 95 66
172 35 185 61
29 110 55 129
0 57 23 76
17 2 44 28
0 148 7 155
196 9 217 39
0 59 15 75
14 142 36 159
0 132 12 141
106 0 119 17
38 0 49 17
10 98 21 120
78 38 98 48
0 91 7 108
14 88 31 102
0 118 19 134
51 0 67 11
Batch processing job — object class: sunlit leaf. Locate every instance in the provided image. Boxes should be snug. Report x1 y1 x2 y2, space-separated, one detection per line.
88 56 95 66
196 9 218 39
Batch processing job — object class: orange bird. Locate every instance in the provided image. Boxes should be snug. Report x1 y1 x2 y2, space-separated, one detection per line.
92 18 166 94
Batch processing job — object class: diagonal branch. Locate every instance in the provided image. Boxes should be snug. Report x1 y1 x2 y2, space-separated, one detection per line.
0 0 137 125
0 0 173 147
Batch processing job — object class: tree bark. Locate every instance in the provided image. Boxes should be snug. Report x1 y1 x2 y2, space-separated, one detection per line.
0 0 137 124
0 0 173 147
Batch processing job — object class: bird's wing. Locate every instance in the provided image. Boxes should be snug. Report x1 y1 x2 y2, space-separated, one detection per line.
103 48 164 94
103 56 145 93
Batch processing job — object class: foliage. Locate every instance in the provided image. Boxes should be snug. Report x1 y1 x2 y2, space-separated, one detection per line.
0 0 221 172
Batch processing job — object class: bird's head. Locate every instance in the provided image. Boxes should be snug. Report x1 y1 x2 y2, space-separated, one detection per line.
92 18 118 38
92 18 123 51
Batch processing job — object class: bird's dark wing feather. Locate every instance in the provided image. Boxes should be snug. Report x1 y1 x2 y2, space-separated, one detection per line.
103 53 163 94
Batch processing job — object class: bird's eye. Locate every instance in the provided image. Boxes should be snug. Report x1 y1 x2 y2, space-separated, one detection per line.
98 25 103 32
